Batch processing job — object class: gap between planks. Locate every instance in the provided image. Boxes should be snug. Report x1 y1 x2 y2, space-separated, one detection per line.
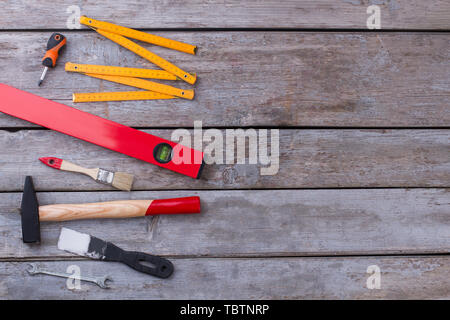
2 127 450 131
0 187 449 194
1 252 450 263
2 28 450 33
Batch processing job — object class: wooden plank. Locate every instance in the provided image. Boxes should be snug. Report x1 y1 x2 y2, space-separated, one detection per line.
2 1 450 30
0 189 448 258
0 129 448 191
0 32 449 128
1 256 449 299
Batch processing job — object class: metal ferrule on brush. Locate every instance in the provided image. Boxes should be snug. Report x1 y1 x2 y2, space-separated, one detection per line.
96 168 114 185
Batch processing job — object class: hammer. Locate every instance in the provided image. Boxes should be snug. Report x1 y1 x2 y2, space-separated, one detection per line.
20 176 201 243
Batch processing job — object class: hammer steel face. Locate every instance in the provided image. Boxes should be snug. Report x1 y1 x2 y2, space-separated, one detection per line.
21 176 41 243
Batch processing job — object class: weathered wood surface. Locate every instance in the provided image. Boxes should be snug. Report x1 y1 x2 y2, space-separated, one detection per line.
0 32 449 128
1 1 449 301
2 1 450 30
0 129 448 191
0 189 448 258
1 256 449 299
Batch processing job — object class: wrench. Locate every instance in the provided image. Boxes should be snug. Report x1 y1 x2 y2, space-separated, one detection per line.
27 263 112 289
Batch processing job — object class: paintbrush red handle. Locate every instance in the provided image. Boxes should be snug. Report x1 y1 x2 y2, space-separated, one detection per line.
39 157 63 169
39 157 98 179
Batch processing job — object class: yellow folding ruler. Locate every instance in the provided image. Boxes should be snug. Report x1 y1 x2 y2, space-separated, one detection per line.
73 91 174 103
80 16 197 85
66 62 193 100
66 62 177 80
79 16 196 55
85 73 194 100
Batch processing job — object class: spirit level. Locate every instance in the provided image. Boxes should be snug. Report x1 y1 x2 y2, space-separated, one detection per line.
0 84 204 179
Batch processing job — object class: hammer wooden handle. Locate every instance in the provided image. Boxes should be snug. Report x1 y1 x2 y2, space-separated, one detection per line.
39 197 201 221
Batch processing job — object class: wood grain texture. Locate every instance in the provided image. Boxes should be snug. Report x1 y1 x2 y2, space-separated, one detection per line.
1 256 449 299
0 189 448 258
0 129 448 191
39 200 153 221
0 32 449 128
2 1 450 30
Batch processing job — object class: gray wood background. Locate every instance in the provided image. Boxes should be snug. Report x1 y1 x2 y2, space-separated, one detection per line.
0 1 449 299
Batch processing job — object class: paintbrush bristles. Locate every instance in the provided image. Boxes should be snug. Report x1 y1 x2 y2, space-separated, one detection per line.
112 172 134 191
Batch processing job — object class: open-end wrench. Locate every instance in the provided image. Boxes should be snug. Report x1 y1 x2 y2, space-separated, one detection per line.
27 263 112 289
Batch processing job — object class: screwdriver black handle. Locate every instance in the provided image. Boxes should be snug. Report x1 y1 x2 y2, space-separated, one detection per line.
42 33 66 68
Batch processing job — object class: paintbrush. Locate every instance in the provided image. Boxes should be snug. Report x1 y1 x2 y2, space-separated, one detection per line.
58 227 174 278
39 157 134 191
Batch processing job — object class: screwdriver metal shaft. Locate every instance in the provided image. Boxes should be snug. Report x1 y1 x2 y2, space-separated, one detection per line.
38 67 48 86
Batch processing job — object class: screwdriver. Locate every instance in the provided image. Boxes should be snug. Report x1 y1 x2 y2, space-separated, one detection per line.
38 33 66 86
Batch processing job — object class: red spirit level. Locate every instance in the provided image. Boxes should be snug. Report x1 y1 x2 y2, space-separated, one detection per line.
0 84 204 179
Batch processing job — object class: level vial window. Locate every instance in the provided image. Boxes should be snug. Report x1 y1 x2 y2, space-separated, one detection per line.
153 143 173 163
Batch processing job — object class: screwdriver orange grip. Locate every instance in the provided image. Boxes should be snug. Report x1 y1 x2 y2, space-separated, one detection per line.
42 33 67 67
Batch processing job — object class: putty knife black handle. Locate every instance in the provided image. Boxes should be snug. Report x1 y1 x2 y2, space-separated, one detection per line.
122 251 174 278
100 239 174 278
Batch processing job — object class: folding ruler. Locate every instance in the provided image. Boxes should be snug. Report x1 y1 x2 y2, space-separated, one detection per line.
70 17 198 102
80 16 197 85
66 62 194 100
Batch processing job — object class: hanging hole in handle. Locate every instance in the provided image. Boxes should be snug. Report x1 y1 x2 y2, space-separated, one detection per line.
49 159 55 165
